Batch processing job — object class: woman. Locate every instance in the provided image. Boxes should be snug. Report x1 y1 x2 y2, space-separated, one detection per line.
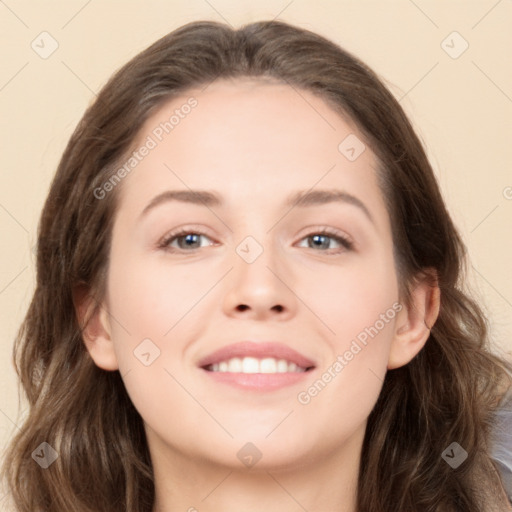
2 19 511 512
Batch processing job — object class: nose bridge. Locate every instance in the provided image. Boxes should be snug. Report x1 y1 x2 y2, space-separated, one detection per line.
231 208 277 268
233 229 280 287
222 224 296 318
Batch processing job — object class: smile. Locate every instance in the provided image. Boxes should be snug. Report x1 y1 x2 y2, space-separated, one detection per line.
203 356 312 374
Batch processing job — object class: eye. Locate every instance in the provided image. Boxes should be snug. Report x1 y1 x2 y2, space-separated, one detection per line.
296 228 354 253
158 227 353 254
159 229 215 252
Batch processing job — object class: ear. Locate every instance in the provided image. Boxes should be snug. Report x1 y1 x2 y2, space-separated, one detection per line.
387 269 440 370
72 284 119 371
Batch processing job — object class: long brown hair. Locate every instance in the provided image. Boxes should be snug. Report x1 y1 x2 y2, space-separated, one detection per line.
2 20 511 511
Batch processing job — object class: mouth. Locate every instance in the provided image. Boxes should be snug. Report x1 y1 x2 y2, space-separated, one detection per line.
197 341 316 391
203 356 314 373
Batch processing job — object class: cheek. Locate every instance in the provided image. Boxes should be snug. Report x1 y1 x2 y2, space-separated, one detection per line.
297 254 398 397
104 255 208 434
107 252 211 337
299 251 399 338
297 299 397 437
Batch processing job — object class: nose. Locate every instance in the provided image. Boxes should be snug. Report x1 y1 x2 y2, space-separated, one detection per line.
222 240 298 321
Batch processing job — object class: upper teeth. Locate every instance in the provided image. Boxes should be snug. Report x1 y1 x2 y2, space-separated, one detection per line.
209 357 306 373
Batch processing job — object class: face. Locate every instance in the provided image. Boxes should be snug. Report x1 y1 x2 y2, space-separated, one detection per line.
97 78 403 471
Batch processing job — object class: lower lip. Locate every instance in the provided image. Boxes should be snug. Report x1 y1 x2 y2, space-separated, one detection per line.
201 368 314 391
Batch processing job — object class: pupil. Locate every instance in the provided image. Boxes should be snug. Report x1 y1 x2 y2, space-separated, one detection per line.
184 234 199 247
311 234 328 249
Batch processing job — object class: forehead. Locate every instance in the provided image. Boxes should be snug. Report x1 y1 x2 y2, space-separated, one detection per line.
117 77 384 219
135 76 365 156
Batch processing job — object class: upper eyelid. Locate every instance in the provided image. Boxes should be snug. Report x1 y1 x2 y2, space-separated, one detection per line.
159 225 216 244
161 226 349 240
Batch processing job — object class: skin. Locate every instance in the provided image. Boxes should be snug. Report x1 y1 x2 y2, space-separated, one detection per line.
76 77 440 512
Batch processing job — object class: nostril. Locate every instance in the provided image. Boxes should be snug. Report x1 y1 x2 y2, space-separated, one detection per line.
236 304 249 311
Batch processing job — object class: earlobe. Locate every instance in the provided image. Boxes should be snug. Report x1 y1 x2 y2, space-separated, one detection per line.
72 284 119 371
388 270 441 370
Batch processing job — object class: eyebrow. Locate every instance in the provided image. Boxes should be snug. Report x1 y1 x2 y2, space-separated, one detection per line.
139 188 374 224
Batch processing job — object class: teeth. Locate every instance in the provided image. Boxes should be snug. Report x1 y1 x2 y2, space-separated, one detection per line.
276 359 289 372
243 357 260 373
227 357 242 372
209 356 306 373
260 358 276 373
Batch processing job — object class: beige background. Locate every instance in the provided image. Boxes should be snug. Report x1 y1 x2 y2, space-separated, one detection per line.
1 0 511 506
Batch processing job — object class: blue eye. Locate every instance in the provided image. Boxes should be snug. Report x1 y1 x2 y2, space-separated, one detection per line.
159 228 353 254
160 230 214 251
298 230 353 252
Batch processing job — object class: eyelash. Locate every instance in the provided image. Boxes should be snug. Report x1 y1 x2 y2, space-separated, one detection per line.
158 226 354 254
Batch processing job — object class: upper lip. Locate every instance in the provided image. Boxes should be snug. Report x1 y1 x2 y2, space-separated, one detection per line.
196 341 316 370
